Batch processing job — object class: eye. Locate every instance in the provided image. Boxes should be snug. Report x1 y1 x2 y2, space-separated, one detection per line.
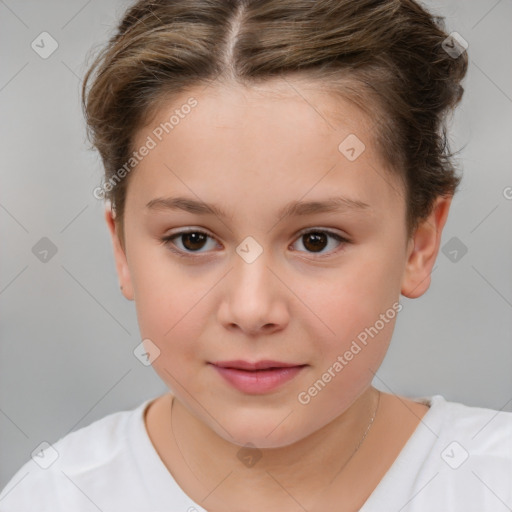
160 229 219 257
290 229 350 257
160 228 350 258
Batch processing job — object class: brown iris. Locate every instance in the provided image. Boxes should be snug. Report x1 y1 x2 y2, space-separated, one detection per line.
301 232 328 253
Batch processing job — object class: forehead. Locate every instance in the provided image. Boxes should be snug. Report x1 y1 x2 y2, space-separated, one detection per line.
128 79 405 223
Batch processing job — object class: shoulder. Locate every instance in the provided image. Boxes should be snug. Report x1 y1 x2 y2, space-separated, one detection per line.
417 395 512 464
0 398 153 511
415 395 512 504
363 395 512 511
433 395 512 448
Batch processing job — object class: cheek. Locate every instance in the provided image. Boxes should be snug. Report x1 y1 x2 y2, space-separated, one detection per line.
129 249 208 360
296 277 397 415
297 250 401 360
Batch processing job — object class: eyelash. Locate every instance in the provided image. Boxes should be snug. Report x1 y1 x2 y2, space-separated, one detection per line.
160 228 351 259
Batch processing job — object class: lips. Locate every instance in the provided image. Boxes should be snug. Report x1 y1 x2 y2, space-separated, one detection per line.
209 360 308 394
211 360 305 371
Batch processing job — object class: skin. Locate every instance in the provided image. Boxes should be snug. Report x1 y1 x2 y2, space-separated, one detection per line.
105 79 451 510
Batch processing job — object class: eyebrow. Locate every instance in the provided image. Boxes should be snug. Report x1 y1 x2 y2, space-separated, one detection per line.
146 195 371 220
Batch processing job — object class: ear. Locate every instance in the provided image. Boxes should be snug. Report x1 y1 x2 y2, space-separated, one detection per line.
401 195 453 299
104 205 135 301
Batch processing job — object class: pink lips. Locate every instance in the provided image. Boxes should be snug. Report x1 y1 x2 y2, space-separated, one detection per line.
209 360 307 394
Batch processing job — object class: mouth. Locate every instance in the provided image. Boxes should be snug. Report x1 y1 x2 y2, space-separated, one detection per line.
210 360 306 371
208 360 308 394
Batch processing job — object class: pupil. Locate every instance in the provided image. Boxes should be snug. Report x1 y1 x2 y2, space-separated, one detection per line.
183 232 207 251
303 232 326 252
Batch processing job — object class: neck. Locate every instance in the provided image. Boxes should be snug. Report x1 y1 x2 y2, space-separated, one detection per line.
170 386 381 501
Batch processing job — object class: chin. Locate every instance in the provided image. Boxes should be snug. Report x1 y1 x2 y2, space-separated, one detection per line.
210 415 309 450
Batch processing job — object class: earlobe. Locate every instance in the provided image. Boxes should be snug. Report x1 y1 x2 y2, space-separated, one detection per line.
400 195 452 299
104 205 135 301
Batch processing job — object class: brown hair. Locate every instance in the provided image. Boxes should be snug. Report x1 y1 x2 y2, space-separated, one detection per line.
82 0 468 247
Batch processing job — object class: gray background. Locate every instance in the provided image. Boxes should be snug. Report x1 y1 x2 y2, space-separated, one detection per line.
1 0 511 490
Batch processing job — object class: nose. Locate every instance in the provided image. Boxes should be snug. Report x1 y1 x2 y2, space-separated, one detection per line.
217 250 289 336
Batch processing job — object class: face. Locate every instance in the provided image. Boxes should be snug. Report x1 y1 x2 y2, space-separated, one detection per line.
107 79 449 449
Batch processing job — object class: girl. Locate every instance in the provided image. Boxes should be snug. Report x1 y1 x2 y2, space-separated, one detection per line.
1 0 510 510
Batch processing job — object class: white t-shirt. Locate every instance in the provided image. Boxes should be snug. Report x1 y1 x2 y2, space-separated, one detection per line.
1 394 511 511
